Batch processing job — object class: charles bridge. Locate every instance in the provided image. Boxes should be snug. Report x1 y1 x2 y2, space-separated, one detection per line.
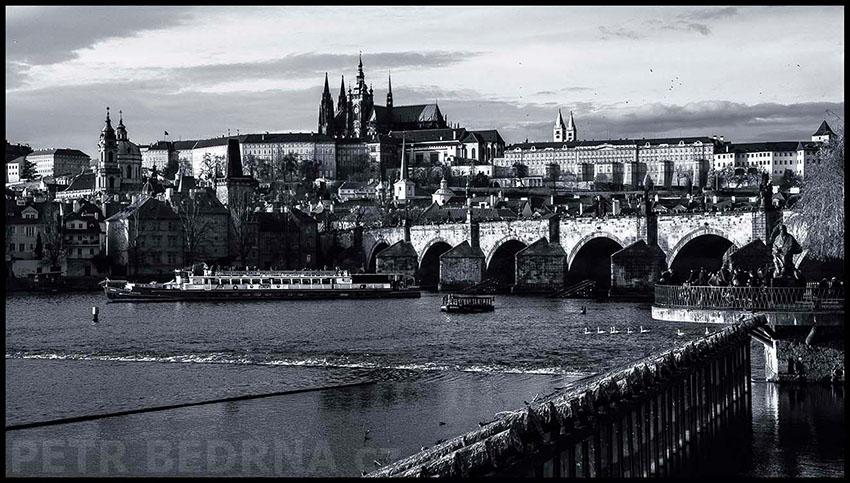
321 209 782 294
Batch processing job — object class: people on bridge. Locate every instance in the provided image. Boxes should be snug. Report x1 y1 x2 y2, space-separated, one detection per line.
697 267 708 286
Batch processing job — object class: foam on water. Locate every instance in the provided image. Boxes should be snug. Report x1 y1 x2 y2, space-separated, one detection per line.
5 351 592 377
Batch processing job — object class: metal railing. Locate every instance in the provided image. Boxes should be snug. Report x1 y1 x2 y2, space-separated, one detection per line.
654 285 844 311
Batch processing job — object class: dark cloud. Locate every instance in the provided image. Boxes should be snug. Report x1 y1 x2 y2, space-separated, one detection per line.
5 6 197 89
84 51 483 91
6 6 196 65
683 7 739 21
598 26 644 40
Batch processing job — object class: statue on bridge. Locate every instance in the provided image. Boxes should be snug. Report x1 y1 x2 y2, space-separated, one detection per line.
769 224 802 278
642 174 655 218
758 173 775 212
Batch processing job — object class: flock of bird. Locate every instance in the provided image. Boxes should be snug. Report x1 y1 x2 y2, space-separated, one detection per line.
584 326 713 336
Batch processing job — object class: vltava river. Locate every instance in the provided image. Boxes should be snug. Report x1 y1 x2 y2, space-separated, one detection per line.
5 292 843 476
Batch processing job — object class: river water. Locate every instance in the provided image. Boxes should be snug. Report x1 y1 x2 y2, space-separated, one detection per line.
4 292 844 476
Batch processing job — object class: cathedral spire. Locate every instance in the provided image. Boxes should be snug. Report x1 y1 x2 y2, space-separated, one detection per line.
323 72 330 96
337 75 347 108
358 51 364 78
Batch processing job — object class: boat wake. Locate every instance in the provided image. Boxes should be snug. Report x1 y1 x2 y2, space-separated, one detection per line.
6 351 589 377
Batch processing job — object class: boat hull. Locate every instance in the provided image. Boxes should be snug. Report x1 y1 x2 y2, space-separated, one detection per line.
440 305 495 313
105 286 421 302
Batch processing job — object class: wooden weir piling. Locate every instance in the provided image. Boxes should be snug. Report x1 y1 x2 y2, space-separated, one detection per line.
366 315 765 478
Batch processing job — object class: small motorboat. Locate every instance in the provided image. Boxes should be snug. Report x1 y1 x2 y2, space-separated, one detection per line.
640 326 650 333
610 326 620 334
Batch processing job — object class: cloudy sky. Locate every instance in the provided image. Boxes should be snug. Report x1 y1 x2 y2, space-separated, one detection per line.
5 6 844 157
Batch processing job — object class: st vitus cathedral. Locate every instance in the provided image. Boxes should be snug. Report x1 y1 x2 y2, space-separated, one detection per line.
318 54 448 140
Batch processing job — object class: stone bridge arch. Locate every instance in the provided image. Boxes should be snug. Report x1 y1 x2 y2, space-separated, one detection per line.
485 235 529 267
566 231 626 269
418 237 452 266
366 237 392 272
666 226 738 268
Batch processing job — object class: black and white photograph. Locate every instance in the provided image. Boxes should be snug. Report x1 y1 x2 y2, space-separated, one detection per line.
5 5 845 478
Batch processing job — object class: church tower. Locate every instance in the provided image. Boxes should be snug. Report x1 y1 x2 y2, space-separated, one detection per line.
318 73 335 136
554 109 567 142
215 138 258 208
566 110 577 142
96 107 120 193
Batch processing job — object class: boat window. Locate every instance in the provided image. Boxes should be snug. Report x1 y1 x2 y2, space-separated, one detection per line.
272 279 280 284
252 279 260 285
313 279 321 285
261 278 271 284
303 279 311 285
281 279 290 285
242 279 249 285
322 278 331 284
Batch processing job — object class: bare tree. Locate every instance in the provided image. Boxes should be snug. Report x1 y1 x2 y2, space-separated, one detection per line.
787 128 844 260
39 203 66 271
173 194 213 267
198 153 224 186
118 204 155 278
228 193 259 268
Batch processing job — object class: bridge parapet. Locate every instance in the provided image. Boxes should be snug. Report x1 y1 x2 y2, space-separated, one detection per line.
368 316 764 477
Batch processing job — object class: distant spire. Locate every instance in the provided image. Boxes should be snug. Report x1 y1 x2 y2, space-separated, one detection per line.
118 109 123 125
323 72 330 95
567 110 575 129
556 109 566 128
386 72 393 108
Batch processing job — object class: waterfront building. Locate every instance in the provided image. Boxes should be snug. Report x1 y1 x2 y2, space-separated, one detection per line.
61 200 107 277
27 148 90 179
165 186 230 265
105 195 185 276
256 206 319 270
5 197 56 278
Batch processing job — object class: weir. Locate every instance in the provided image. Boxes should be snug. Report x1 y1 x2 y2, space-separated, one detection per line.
367 316 763 477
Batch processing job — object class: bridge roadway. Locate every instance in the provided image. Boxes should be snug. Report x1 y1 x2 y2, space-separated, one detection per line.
324 210 788 284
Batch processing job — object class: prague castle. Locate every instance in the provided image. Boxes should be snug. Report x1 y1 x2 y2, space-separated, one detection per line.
318 54 448 140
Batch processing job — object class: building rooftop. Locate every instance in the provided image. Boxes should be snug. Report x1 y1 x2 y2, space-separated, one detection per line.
29 148 90 158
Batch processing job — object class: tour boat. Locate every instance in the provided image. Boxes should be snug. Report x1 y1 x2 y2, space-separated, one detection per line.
103 268 420 302
440 294 495 313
